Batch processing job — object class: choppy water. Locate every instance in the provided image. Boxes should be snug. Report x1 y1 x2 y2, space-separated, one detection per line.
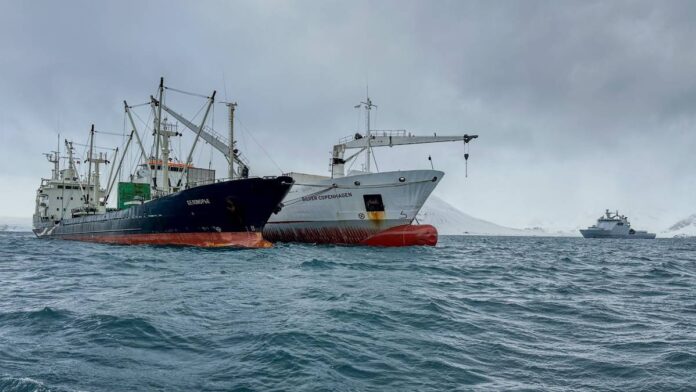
1 232 695 391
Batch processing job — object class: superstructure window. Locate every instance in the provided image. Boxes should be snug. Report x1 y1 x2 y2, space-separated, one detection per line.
363 194 384 212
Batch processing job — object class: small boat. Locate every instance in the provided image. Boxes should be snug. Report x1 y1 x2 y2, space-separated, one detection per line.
580 210 656 239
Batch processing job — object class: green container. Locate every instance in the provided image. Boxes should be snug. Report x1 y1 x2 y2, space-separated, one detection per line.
117 182 151 209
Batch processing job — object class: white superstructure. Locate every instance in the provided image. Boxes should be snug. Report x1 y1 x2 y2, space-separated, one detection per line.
33 137 107 229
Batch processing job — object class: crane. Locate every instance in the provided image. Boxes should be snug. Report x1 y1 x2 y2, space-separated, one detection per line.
331 130 478 177
160 100 249 181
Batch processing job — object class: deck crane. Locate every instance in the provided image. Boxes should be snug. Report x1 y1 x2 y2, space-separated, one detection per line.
333 96 478 178
159 99 249 182
331 132 478 177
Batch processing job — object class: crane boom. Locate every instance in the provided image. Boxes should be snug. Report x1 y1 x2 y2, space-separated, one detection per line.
160 102 230 160
341 134 477 149
160 101 249 178
331 131 478 178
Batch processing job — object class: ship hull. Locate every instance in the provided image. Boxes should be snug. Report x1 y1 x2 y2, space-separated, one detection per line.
580 229 656 239
263 170 443 246
33 176 294 248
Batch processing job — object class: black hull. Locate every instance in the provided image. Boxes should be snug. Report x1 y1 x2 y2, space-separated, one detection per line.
33 176 294 247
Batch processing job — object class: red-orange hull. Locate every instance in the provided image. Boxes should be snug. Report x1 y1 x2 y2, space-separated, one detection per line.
59 232 272 248
360 224 438 247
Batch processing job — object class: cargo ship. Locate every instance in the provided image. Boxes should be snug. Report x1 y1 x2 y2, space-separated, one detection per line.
33 79 293 247
263 97 478 246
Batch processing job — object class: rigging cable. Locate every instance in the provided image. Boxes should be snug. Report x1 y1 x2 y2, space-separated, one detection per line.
72 142 118 151
370 146 380 172
126 102 150 108
235 116 284 175
121 112 127 183
94 130 128 137
164 86 210 99
209 103 215 170
370 106 379 172
346 150 358 172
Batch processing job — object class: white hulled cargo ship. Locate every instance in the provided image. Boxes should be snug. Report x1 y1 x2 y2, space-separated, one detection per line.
263 97 478 246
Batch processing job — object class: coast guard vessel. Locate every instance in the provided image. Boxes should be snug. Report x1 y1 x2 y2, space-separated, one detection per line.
263 97 478 246
580 210 656 239
33 78 293 248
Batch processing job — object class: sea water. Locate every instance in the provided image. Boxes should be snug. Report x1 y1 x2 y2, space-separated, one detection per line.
0 232 695 391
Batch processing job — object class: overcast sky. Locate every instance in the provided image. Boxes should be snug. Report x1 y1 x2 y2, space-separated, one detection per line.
1 0 694 230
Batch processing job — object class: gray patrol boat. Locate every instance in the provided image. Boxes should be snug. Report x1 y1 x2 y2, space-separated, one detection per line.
580 210 656 239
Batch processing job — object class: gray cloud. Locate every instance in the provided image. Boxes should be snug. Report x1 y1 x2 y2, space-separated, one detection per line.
1 0 694 230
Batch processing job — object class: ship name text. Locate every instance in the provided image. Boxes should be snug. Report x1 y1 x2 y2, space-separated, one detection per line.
187 198 211 206
302 192 353 202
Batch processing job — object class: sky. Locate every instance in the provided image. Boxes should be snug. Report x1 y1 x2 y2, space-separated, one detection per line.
1 0 695 231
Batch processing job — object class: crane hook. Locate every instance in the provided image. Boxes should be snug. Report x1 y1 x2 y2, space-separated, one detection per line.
463 140 470 177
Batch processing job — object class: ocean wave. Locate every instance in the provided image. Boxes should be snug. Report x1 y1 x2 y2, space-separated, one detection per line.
0 233 695 390
0 376 69 392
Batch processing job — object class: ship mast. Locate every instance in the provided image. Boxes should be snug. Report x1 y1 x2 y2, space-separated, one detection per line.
227 102 237 179
355 97 377 172
159 120 179 193
150 78 165 193
158 79 171 195
85 126 108 209
55 134 60 180
124 101 150 165
90 152 108 207
44 151 59 181
85 125 94 206
64 140 77 180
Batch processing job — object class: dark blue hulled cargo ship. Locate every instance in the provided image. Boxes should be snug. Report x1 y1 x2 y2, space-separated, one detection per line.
33 78 294 248
34 175 293 247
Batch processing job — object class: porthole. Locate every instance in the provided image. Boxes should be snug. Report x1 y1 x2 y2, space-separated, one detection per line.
398 177 406 183
354 181 361 186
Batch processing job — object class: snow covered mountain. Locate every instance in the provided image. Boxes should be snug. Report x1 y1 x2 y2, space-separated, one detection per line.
0 201 583 237
663 214 696 238
0 217 32 232
417 195 562 236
